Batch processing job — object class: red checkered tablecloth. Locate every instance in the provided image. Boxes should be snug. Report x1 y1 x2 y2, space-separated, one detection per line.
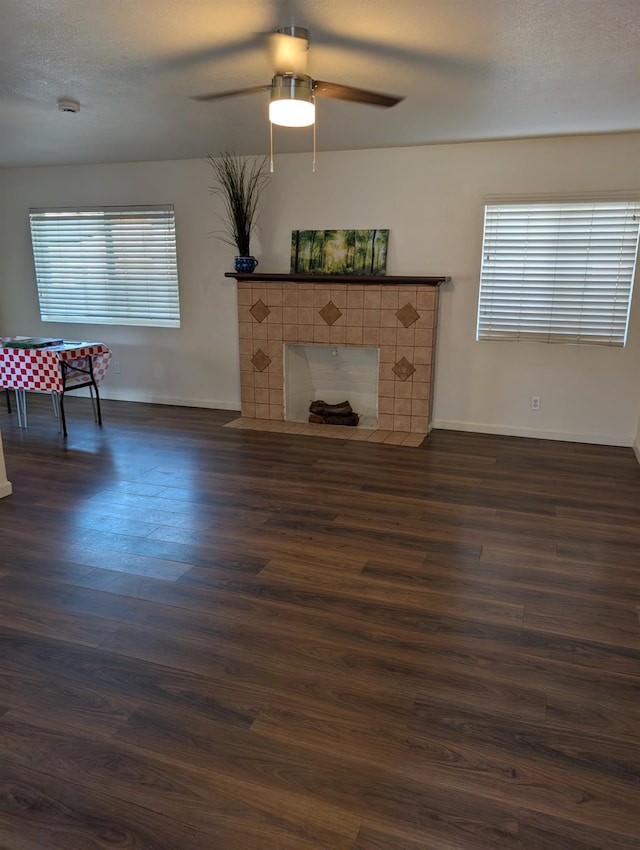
0 342 112 394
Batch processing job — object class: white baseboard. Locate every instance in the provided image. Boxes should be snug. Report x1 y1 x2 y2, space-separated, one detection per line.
633 440 640 465
0 480 12 498
431 418 634 447
84 387 241 412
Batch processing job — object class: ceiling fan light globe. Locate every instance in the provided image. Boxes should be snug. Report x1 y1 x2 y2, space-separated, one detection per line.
269 98 315 127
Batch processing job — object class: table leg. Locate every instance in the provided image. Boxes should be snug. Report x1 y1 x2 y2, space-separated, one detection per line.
58 393 68 438
51 394 62 432
15 390 27 428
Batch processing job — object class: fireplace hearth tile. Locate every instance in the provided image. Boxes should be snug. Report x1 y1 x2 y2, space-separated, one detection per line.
379 327 396 346
314 326 331 343
329 290 347 309
392 357 416 381
393 414 412 432
347 428 377 441
381 289 399 310
393 398 412 416
345 308 364 327
314 289 331 308
299 325 315 343
251 349 272 372
411 416 428 433
283 324 299 341
224 418 426 448
396 302 421 328
362 327 381 346
366 430 393 443
416 290 436 310
319 301 343 326
411 398 429 417
269 370 283 389
394 380 412 398
346 327 364 345
268 288 284 306
347 289 365 309
237 284 252 305
329 326 347 344
363 289 382 309
378 379 394 398
413 346 430 365
397 327 416 348
238 336 253 355
253 323 267 341
379 345 397 364
363 309 381 327
381 309 398 328
402 433 426 446
268 323 283 341
384 431 411 445
249 299 271 323
378 396 394 414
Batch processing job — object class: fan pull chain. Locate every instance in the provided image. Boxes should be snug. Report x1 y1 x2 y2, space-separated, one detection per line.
312 107 316 173
268 112 317 173
270 121 274 173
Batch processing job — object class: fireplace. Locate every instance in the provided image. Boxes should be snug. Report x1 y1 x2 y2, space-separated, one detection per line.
231 272 447 438
285 344 380 427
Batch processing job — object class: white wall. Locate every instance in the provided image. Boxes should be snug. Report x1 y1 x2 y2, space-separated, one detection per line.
1 133 640 444
0 159 245 409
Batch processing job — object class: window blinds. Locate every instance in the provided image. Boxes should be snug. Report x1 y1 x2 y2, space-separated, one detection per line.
29 206 180 327
476 200 640 346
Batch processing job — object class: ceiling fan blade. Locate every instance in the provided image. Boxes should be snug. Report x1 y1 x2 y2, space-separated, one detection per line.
268 30 309 76
313 80 404 108
191 84 270 102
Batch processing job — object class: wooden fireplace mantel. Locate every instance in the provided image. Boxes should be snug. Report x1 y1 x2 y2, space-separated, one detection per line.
225 272 450 286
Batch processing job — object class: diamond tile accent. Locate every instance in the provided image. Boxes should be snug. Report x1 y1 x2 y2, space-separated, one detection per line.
250 299 271 323
319 300 343 326
395 302 420 328
251 349 272 372
392 357 416 382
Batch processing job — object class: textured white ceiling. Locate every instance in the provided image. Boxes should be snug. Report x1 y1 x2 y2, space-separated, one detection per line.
0 0 638 167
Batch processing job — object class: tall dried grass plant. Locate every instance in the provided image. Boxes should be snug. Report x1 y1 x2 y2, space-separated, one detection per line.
207 152 270 257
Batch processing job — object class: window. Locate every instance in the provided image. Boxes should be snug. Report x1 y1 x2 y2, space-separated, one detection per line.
476 199 640 346
29 205 180 327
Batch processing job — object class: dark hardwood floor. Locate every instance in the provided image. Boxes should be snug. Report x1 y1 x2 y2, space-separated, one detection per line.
1 395 640 849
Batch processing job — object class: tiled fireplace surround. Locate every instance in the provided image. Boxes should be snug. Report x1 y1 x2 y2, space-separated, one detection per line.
232 274 445 439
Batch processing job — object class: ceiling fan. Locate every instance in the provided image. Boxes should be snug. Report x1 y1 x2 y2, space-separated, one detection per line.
192 26 405 128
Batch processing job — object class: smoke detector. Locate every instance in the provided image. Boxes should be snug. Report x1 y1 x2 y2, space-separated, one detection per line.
57 98 80 114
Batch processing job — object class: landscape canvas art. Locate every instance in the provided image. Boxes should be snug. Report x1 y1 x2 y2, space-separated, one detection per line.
290 229 389 275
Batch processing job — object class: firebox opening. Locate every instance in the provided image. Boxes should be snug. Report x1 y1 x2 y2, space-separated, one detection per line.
284 344 379 428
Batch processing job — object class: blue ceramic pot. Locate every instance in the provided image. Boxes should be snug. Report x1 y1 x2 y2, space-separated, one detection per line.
234 256 259 273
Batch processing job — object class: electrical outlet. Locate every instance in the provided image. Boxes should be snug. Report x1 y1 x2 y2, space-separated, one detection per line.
530 395 541 411
113 362 121 374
